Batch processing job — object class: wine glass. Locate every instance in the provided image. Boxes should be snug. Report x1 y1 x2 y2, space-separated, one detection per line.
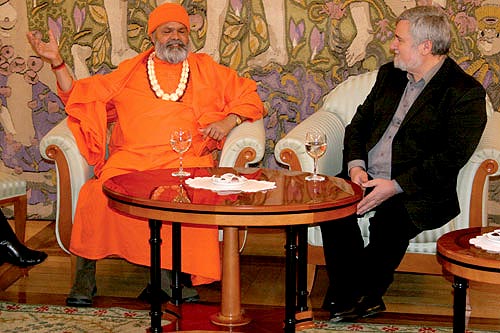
170 128 192 177
305 130 327 181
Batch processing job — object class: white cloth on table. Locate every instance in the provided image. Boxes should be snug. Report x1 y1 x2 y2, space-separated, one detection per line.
185 174 276 193
469 229 500 253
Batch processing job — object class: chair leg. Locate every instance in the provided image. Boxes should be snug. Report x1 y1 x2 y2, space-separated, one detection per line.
307 263 317 295
14 194 27 244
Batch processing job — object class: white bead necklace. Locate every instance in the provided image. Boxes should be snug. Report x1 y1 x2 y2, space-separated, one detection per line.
147 52 189 102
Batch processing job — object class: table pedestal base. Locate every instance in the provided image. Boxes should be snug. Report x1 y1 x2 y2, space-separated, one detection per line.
295 310 315 330
210 311 252 327
210 226 252 327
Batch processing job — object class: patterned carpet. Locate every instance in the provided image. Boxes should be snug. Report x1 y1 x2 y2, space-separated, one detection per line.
1 302 498 333
303 321 496 332
0 302 167 333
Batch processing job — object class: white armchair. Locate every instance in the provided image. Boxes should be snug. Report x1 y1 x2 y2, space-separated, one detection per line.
40 118 266 254
274 70 500 288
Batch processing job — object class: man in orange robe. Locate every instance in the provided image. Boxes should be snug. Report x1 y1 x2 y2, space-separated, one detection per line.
27 3 264 306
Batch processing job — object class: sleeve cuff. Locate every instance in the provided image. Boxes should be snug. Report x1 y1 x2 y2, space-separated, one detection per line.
392 180 403 194
347 159 366 176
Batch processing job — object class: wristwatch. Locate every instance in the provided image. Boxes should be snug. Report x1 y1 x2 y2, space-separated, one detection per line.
234 114 242 126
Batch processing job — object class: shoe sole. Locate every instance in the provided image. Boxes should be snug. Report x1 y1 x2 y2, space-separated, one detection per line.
331 307 384 322
361 305 386 318
66 297 92 307
66 286 97 307
182 295 200 303
329 311 360 323
330 303 386 322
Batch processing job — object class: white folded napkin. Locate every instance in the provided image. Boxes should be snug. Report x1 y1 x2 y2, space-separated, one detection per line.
185 173 276 193
469 229 500 253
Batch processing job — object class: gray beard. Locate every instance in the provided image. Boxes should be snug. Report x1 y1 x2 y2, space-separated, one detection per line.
393 49 422 73
155 40 188 64
394 58 408 71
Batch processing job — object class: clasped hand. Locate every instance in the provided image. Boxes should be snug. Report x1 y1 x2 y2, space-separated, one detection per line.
199 116 234 141
350 167 397 215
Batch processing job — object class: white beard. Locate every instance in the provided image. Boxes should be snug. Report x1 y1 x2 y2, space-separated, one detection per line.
155 40 188 64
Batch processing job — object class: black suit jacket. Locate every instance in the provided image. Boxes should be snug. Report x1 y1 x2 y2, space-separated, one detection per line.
343 58 487 230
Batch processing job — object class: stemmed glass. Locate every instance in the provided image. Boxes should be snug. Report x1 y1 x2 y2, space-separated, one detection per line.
305 130 327 181
170 128 192 177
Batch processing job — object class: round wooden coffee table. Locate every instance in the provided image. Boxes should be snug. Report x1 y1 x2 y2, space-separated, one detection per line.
103 167 362 333
437 226 500 333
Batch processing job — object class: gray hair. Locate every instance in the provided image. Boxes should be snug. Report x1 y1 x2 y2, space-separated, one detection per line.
397 6 451 55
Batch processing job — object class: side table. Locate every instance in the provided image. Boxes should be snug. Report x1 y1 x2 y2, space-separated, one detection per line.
436 227 500 333
103 167 362 333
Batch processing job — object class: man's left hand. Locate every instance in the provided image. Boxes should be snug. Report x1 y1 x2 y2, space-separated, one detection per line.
199 117 234 141
356 178 397 215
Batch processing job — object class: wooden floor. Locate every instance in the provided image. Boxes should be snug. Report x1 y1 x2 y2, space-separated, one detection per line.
1 221 500 332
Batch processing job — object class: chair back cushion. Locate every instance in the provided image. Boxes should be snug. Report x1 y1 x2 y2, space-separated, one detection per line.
320 70 378 127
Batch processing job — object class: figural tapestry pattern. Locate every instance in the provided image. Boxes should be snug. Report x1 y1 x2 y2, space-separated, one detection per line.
0 0 499 218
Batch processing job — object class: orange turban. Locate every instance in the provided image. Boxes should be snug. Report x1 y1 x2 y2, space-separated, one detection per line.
147 3 190 35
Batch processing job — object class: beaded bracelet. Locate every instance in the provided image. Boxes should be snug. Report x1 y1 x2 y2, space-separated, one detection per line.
51 61 65 71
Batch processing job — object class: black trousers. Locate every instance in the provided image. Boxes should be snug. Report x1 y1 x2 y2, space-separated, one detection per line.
320 194 421 305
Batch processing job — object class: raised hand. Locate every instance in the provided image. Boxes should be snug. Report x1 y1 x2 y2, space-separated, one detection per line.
26 29 73 92
26 29 63 66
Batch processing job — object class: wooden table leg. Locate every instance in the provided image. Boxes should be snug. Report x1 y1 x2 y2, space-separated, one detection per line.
297 225 308 311
284 226 297 333
171 222 182 306
149 219 163 333
295 226 314 330
210 226 251 326
453 276 468 333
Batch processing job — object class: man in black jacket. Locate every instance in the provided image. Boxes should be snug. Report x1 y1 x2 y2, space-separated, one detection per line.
320 5 487 322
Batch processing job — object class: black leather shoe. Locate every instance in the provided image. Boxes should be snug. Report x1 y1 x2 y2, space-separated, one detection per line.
66 286 97 307
326 299 360 322
0 240 48 267
357 296 386 318
329 305 359 322
329 296 385 322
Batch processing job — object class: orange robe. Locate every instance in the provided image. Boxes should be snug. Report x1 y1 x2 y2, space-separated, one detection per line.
58 49 264 284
